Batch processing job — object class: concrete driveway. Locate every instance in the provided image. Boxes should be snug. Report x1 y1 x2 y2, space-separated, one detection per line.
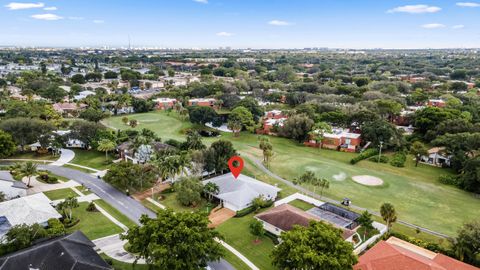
50 149 75 166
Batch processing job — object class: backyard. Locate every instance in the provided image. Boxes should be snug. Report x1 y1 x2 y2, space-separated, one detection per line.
104 111 480 236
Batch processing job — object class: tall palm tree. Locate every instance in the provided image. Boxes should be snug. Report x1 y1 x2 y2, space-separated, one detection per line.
20 161 38 187
380 202 397 232
97 139 116 160
203 182 219 202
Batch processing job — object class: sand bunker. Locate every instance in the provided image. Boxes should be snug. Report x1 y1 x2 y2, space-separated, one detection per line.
351 175 384 186
333 172 347 181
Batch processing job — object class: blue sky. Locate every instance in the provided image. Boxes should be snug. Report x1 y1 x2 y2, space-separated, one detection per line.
1 0 480 48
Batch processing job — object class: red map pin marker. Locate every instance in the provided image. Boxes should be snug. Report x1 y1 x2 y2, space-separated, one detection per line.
228 156 244 179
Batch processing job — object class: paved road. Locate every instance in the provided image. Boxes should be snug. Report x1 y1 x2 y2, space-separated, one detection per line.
38 165 156 223
37 164 235 270
249 157 451 239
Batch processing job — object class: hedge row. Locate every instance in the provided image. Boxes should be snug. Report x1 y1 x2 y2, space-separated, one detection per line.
350 149 378 164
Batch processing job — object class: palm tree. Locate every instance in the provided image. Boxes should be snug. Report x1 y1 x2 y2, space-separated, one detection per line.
357 210 374 241
57 196 79 220
380 202 397 232
203 182 219 202
316 178 330 199
97 139 116 160
259 137 273 166
20 161 37 187
228 120 242 137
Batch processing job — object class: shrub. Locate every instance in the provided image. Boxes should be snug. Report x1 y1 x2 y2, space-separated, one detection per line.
350 149 378 164
45 176 58 184
46 218 66 236
235 206 255 217
390 152 406 167
438 174 460 186
86 202 97 212
386 231 452 256
368 155 389 163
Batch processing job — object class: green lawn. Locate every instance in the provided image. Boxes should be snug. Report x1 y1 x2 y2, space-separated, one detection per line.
216 212 276 270
104 111 480 236
95 199 138 228
100 254 149 270
288 199 315 211
67 202 124 239
43 188 79 200
157 192 212 214
221 247 251 270
70 149 113 170
9 151 58 161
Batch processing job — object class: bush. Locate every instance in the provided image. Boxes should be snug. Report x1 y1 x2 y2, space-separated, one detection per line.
86 202 97 212
438 174 460 186
368 155 389 163
235 206 255 217
390 152 406 167
164 139 182 148
350 149 378 164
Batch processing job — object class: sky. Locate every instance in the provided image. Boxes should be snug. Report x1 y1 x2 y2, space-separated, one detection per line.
1 0 480 49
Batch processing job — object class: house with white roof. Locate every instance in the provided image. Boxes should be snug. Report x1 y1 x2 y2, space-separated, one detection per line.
202 174 281 212
73 90 96 100
0 193 61 238
0 171 27 200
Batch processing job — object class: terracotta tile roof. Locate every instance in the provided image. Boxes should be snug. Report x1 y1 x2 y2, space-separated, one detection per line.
354 237 479 270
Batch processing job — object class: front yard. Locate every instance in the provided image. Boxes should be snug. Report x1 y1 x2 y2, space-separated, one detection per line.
216 212 277 270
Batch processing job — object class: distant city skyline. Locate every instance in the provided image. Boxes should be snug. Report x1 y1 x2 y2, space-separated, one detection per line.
1 0 480 49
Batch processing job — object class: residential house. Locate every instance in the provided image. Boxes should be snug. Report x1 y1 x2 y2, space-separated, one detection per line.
154 97 178 110
52 102 87 116
306 128 361 152
202 174 281 212
354 236 479 270
255 204 358 244
73 90 95 100
427 99 446 108
0 171 27 200
117 141 172 163
421 147 451 167
188 98 217 108
258 110 288 135
0 193 61 239
0 231 113 270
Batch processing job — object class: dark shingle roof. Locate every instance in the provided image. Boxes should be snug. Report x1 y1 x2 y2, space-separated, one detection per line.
0 231 112 270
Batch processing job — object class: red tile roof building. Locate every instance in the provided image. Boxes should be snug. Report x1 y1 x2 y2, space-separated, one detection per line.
354 237 479 270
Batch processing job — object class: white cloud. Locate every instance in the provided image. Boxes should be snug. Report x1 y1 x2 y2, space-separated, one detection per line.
31 13 63 20
68 16 84 20
421 23 446 29
268 20 292 26
456 2 480 7
452 24 465 29
43 6 57 11
387 5 441 14
5 2 44 10
193 0 208 3
216 32 234 37
93 19 105 24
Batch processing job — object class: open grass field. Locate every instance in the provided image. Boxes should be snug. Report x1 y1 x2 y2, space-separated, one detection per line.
216 212 277 270
67 202 124 239
43 188 79 200
104 111 480 236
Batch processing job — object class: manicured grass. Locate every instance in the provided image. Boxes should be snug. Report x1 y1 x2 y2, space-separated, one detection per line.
70 149 113 170
288 199 315 211
9 151 58 161
67 202 124 240
103 111 193 141
43 188 78 200
63 163 97 173
221 247 251 270
141 199 164 213
104 111 480 236
157 192 211 214
100 254 149 270
76 185 92 195
95 199 138 228
216 212 276 270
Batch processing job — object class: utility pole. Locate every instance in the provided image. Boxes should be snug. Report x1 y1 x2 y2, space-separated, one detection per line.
378 141 384 163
